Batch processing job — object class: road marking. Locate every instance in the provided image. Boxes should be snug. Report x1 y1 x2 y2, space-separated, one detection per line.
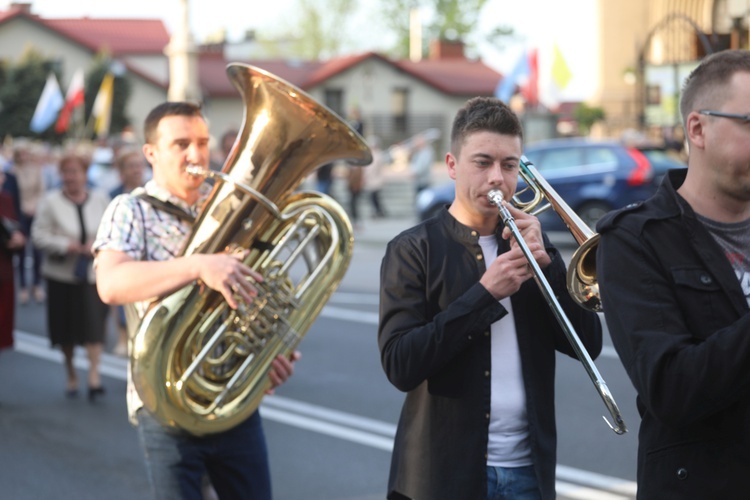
323 297 620 360
556 481 632 500
321 305 379 325
13 329 635 497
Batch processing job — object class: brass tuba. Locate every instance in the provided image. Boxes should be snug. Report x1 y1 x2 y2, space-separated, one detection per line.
130 63 372 436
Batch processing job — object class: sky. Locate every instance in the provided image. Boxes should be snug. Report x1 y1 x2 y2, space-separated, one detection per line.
6 0 599 102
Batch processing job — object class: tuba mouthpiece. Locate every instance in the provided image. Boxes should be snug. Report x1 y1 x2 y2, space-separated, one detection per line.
186 164 208 177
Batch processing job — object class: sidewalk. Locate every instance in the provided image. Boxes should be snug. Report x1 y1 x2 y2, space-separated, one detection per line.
352 214 418 248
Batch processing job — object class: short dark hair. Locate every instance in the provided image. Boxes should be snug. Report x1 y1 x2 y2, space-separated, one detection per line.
144 102 204 144
450 97 523 155
680 49 750 127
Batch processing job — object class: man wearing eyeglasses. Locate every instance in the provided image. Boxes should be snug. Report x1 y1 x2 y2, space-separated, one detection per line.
596 49 750 498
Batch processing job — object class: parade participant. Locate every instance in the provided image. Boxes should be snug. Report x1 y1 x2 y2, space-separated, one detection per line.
378 96 602 500
12 141 46 304
597 49 750 498
408 134 434 196
32 152 110 399
93 102 299 500
0 169 25 353
107 146 148 357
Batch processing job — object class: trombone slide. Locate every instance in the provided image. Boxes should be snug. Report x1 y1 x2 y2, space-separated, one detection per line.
487 190 627 435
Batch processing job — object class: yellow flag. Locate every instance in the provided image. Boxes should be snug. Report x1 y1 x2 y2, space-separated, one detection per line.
92 73 114 138
551 44 572 90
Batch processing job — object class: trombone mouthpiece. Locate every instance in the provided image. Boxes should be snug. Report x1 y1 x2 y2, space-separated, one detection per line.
487 190 504 207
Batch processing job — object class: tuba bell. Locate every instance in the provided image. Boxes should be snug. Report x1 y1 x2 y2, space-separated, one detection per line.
129 63 372 436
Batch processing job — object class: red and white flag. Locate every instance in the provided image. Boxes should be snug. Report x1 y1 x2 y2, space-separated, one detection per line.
55 69 85 134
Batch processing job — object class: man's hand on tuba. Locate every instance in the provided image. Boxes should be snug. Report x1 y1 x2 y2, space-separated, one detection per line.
193 250 264 309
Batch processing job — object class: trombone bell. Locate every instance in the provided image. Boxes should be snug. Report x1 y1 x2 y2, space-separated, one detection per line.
516 156 602 312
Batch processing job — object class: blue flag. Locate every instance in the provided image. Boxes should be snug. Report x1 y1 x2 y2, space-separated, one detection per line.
495 50 530 103
30 73 64 133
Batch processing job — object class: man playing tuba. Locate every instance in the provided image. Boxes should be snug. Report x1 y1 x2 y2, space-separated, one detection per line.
93 101 299 500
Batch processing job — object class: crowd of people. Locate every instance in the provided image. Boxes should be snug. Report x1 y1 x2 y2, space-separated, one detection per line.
7 49 748 500
0 93 437 497
0 137 152 398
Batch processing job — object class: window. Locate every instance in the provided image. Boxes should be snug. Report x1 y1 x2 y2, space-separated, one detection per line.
528 148 583 172
324 89 344 117
585 147 618 167
391 87 409 133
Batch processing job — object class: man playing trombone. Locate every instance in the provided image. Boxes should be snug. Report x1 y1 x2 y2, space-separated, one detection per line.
378 96 602 500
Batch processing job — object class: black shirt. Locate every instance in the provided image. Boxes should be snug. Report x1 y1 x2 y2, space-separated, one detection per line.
379 208 602 500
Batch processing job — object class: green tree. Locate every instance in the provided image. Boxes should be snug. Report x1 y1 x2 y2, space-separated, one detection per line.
574 102 606 135
272 0 358 59
381 0 514 59
0 47 61 141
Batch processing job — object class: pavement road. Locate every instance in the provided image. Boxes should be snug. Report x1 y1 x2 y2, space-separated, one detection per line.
1 217 640 499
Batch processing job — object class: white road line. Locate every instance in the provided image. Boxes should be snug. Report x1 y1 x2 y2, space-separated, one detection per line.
556 481 631 500
321 305 379 325
557 466 638 497
322 300 620 361
329 292 380 305
263 395 396 437
260 406 395 451
12 329 635 496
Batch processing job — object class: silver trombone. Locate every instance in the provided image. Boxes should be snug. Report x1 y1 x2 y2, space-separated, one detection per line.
487 157 627 435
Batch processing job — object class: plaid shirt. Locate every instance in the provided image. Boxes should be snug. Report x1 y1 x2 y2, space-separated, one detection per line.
93 180 210 423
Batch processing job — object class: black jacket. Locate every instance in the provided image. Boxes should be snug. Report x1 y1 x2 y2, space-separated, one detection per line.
597 169 750 499
378 208 602 500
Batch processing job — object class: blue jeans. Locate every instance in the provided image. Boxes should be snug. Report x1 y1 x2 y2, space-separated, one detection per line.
486 465 541 500
136 409 271 500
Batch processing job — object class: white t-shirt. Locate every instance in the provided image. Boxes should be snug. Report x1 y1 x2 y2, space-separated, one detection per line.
479 235 533 467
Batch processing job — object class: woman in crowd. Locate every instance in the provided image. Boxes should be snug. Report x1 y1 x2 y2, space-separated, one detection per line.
108 147 148 356
32 152 111 401
0 169 26 353
12 141 46 304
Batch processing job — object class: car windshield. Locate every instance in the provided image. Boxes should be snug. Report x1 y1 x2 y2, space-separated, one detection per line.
638 148 686 174
525 145 618 174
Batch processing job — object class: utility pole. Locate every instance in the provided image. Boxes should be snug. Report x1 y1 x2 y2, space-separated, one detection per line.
165 0 201 102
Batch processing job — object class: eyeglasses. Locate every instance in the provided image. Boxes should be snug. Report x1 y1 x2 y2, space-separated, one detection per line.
699 110 750 123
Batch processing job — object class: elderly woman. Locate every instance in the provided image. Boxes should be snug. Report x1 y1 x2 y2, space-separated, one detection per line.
31 152 111 401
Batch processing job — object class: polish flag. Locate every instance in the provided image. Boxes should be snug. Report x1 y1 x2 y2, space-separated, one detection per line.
55 69 85 134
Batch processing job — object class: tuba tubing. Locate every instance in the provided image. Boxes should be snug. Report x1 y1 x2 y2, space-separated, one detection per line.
129 63 372 436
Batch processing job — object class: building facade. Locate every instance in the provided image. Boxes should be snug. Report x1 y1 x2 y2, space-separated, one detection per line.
595 0 750 137
0 3 501 157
